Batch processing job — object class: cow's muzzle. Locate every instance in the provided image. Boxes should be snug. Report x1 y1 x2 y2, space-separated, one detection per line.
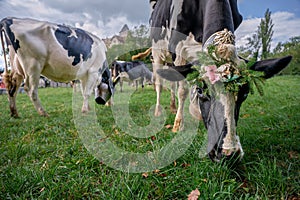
95 82 112 105
193 86 244 162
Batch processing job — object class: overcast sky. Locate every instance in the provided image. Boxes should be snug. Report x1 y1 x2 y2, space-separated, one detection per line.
0 0 299 51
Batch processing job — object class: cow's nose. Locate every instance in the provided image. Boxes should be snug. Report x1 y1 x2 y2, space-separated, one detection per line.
95 82 112 104
209 148 243 164
95 96 106 105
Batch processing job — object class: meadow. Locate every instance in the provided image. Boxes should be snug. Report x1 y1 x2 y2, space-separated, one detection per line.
0 75 299 199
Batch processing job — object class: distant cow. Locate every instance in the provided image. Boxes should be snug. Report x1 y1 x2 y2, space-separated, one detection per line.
0 17 116 117
39 76 51 88
111 60 152 92
149 0 292 161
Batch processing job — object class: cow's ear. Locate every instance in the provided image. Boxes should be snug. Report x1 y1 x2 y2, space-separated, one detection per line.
156 63 196 81
250 56 292 79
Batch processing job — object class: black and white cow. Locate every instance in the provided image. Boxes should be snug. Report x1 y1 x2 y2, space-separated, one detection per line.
0 17 116 117
149 0 292 161
111 60 152 92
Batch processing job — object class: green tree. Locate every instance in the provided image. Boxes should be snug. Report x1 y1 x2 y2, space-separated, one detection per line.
244 9 274 60
107 24 151 64
259 9 274 59
130 24 151 48
271 36 300 75
246 33 261 60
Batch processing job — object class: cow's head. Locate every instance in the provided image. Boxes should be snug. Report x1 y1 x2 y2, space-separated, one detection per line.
157 55 292 162
95 63 120 105
111 60 128 80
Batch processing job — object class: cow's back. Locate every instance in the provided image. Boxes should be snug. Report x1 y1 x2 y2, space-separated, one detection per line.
1 17 55 54
150 0 243 54
1 17 107 82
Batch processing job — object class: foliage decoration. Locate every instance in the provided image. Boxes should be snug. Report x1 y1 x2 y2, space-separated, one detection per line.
187 44 265 96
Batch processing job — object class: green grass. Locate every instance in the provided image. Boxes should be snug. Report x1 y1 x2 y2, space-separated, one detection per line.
0 76 299 199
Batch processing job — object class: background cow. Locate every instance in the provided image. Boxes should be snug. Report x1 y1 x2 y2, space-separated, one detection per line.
149 0 292 161
111 60 152 92
0 17 115 117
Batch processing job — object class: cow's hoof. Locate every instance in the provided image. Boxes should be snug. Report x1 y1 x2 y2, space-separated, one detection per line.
172 118 183 132
81 104 91 113
38 109 49 117
154 105 162 116
81 109 89 113
41 112 49 117
10 108 19 118
11 113 20 118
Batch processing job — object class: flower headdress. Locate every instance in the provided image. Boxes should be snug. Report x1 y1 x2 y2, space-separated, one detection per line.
187 29 265 96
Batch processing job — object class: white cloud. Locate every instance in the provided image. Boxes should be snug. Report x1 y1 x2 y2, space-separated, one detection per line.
75 15 135 39
0 0 143 40
235 17 261 47
235 11 300 48
0 0 144 69
1 0 299 53
272 12 300 44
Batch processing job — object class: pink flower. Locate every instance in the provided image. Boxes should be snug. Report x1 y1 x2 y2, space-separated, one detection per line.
204 65 220 84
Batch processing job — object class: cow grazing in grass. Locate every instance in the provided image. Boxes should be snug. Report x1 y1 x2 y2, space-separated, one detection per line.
111 60 152 92
149 0 292 161
0 17 116 118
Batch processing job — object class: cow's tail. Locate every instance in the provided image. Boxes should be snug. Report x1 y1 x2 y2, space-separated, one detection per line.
0 23 13 95
131 47 152 61
150 0 157 10
0 26 9 72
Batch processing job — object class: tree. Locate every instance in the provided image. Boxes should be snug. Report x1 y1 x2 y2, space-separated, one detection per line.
129 24 151 48
246 33 261 60
271 36 300 75
259 9 274 59
244 9 274 60
107 24 151 64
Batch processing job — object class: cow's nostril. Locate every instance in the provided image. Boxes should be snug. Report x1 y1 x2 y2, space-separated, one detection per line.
208 148 243 164
95 97 106 105
222 149 243 165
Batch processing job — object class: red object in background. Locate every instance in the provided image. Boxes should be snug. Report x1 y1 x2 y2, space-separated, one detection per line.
0 76 5 88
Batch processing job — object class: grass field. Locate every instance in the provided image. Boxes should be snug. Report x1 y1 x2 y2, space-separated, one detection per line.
0 75 299 199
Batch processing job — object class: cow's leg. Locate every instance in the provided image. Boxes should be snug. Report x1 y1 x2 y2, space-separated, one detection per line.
81 72 98 113
170 81 177 114
152 40 172 116
80 78 90 113
120 79 123 92
171 33 202 131
3 70 23 118
141 77 145 90
152 60 163 116
106 96 113 106
135 80 138 90
2 52 25 118
172 80 188 132
26 72 48 116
